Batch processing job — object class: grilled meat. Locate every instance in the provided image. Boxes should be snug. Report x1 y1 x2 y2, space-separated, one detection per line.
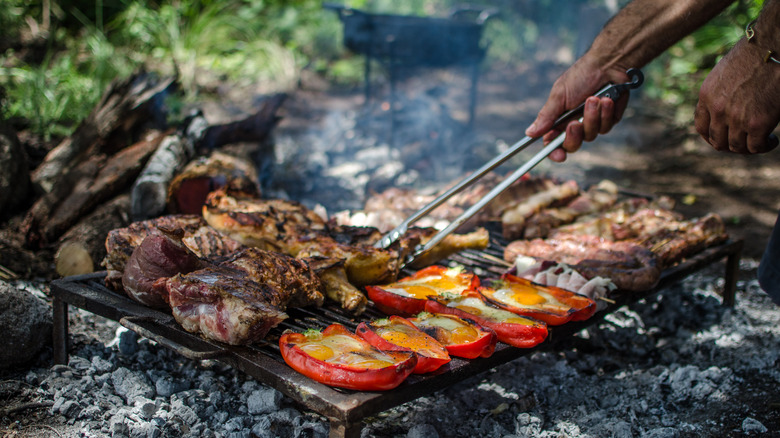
550 196 676 239
550 199 728 268
134 234 325 345
166 246 325 345
501 180 581 240
522 180 619 239
166 268 289 346
121 228 205 308
504 234 661 292
302 255 367 314
203 188 402 288
104 215 244 290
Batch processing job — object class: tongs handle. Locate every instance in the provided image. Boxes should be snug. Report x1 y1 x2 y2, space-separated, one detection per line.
376 68 644 259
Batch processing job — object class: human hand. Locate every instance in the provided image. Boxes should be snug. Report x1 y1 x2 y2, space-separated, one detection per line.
525 57 633 162
695 38 780 154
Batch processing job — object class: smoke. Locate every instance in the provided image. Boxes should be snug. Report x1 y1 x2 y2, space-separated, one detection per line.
265 1 640 215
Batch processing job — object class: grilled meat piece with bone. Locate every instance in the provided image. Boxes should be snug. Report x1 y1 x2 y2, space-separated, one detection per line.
166 246 325 345
504 234 661 292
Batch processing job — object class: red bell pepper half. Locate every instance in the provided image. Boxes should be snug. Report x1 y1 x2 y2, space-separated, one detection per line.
279 324 417 391
425 291 548 348
356 315 451 374
366 265 480 316
478 274 597 326
407 312 497 359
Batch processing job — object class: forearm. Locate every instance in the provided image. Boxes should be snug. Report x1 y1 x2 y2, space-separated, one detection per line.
586 0 735 72
750 0 780 60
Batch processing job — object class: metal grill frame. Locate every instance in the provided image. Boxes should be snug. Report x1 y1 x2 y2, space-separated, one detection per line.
50 239 742 438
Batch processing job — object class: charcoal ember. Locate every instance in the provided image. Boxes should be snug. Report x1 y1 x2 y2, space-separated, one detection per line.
111 367 155 403
247 388 282 415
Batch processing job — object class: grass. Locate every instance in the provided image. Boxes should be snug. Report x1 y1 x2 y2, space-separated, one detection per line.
0 0 764 140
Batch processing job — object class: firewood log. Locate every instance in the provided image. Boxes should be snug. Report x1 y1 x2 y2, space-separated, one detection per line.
23 131 165 248
131 94 286 220
131 129 197 221
31 71 175 194
55 194 131 277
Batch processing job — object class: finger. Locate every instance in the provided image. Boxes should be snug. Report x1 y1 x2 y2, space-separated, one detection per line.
728 130 748 154
708 123 729 152
747 133 779 154
543 128 563 144
582 97 601 142
549 147 568 163
527 90 567 137
613 93 630 123
694 101 711 144
599 97 615 134
563 122 584 153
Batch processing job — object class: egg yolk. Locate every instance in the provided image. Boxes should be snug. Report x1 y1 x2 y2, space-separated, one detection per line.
300 343 335 361
449 325 479 344
402 285 438 299
509 291 546 306
335 353 395 369
511 285 547 306
426 277 461 290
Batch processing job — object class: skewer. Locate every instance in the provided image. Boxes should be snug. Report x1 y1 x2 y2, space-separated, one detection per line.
650 238 673 253
478 252 514 268
598 296 616 304
0 264 18 281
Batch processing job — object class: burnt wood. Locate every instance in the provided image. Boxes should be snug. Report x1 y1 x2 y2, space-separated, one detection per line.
50 239 742 438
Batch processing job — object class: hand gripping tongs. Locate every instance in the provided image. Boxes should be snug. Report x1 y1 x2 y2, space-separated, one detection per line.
374 68 644 269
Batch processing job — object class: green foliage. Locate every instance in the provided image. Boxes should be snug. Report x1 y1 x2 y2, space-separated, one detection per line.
0 0 769 139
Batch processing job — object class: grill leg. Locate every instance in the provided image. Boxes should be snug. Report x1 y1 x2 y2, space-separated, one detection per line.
722 242 742 307
363 57 372 104
329 419 362 438
52 297 69 364
468 62 479 127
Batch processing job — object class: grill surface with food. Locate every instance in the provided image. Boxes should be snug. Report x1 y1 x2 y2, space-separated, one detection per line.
50 173 742 437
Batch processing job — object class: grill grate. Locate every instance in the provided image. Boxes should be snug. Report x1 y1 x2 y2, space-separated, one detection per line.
50 238 742 438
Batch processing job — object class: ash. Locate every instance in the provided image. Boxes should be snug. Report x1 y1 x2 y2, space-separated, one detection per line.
5 261 779 437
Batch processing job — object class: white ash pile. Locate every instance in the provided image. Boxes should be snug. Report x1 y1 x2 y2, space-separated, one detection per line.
3 260 778 437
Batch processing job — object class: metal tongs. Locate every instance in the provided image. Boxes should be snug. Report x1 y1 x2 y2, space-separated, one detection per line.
376 68 645 268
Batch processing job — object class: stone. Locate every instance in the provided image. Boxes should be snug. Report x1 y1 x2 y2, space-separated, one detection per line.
247 387 282 415
741 417 768 434
407 423 439 438
0 281 52 369
111 367 155 403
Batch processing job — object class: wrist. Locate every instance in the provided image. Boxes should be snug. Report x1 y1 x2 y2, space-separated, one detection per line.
746 19 780 65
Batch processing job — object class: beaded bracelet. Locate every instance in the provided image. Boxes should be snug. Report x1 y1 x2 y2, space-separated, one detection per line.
746 20 780 65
